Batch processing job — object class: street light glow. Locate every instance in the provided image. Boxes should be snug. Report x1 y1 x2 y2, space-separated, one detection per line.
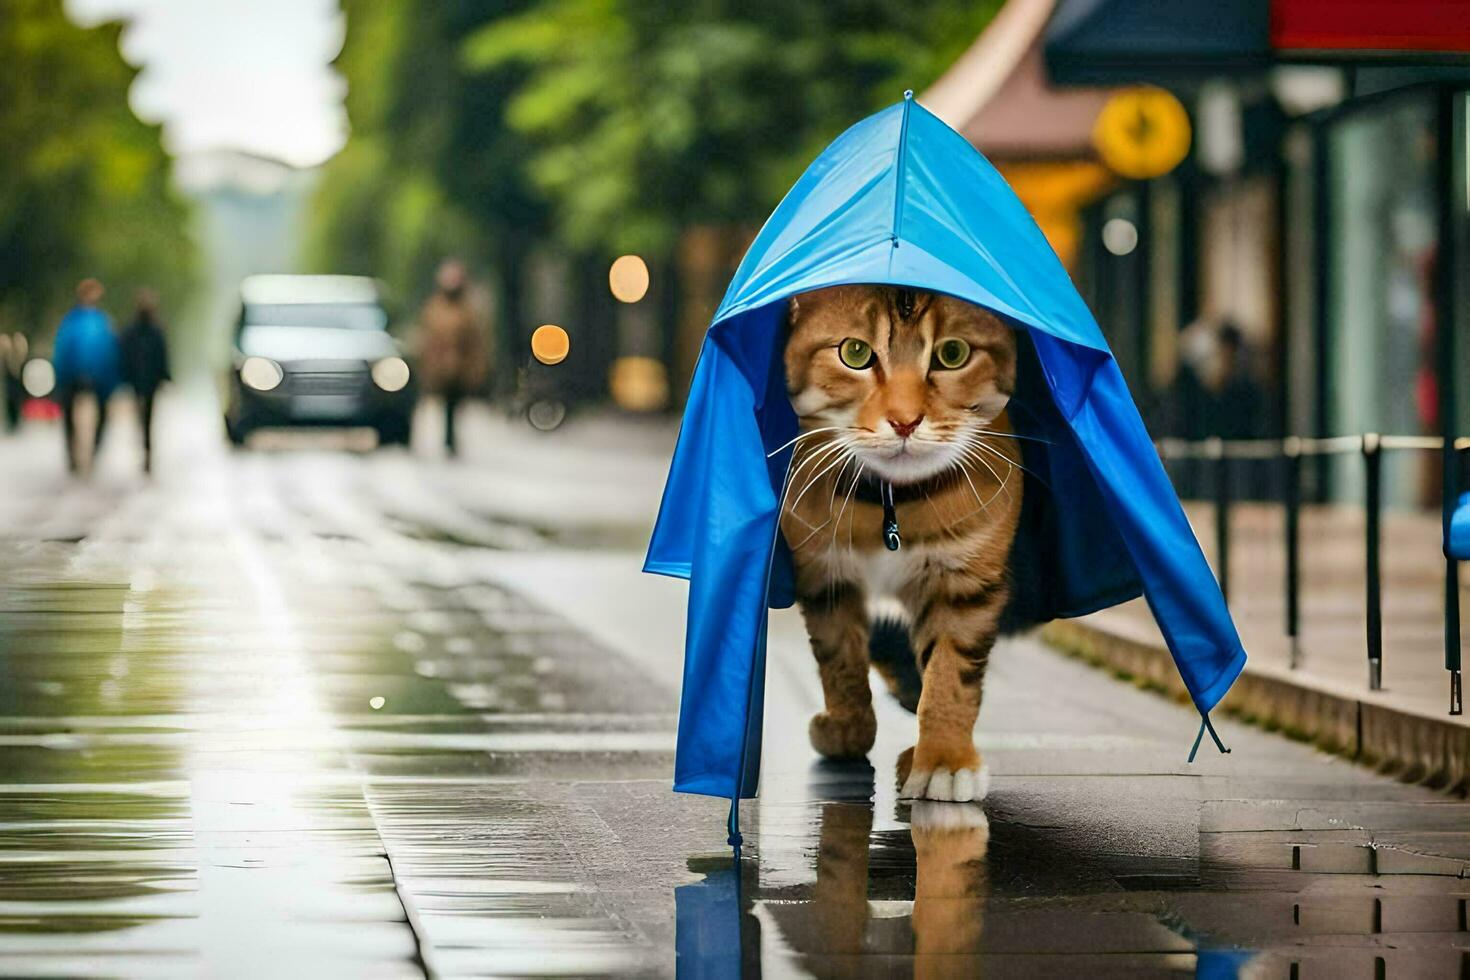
608 255 650 303
21 359 54 398
531 324 570 365
1102 218 1139 256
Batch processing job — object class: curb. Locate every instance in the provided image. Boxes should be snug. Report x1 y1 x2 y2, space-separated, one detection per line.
1040 619 1470 796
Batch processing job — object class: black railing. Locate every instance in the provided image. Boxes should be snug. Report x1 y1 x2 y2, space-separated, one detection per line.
1154 433 1468 715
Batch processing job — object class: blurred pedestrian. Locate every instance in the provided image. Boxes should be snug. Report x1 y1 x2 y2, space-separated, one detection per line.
52 278 121 473
0 332 26 432
119 289 171 473
1208 323 1264 441
416 259 489 456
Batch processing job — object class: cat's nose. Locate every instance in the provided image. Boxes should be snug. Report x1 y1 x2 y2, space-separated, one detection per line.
888 415 924 439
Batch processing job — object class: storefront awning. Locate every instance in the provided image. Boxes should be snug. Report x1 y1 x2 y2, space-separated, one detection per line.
1272 0 1470 57
1046 0 1470 88
1044 0 1272 86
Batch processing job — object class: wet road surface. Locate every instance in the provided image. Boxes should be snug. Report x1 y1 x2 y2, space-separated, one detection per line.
0 402 1467 977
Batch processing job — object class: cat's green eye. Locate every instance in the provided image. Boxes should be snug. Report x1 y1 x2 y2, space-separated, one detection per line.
838 338 874 369
934 337 971 370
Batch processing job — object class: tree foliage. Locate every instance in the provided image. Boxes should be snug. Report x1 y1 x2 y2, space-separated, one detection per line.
0 0 195 334
463 0 1001 253
310 0 998 290
306 0 546 308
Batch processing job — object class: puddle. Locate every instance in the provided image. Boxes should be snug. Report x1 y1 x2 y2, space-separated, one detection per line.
677 763 1470 978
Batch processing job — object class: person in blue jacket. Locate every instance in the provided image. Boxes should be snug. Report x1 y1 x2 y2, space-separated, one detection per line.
52 278 121 473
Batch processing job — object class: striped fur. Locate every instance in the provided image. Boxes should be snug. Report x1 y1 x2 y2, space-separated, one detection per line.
780 285 1022 802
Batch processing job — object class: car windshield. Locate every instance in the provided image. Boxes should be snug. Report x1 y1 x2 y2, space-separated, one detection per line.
242 302 387 331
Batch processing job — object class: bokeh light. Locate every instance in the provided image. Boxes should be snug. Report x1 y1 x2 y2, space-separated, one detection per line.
527 399 567 431
21 359 55 399
1101 218 1139 256
531 324 570 365
609 356 668 412
371 356 410 391
240 356 284 391
608 254 650 303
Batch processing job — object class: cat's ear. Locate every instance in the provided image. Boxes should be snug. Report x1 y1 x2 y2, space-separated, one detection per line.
785 294 802 334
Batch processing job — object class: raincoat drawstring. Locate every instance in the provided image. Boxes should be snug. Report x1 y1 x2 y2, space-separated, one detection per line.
727 797 742 848
1187 712 1231 763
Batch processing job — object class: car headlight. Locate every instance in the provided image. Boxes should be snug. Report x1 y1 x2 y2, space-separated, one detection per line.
371 357 410 392
240 356 283 392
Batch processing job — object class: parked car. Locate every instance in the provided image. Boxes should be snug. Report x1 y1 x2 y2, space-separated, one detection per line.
224 275 415 447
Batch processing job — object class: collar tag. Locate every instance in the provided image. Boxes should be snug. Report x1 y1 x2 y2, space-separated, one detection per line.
881 482 901 551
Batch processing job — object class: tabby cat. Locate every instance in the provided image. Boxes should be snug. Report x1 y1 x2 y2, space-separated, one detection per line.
780 284 1024 802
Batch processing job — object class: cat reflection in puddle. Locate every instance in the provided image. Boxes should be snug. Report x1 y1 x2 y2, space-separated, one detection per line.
909 801 989 976
763 798 990 971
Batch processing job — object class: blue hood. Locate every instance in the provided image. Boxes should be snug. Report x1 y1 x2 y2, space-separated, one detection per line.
645 95 1246 803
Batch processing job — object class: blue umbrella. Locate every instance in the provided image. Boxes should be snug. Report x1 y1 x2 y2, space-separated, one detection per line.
645 93 1245 842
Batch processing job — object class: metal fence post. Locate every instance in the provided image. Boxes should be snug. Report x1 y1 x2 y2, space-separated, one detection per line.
1363 433 1383 691
1283 437 1302 669
1451 442 1466 715
1212 438 1231 603
1435 85 1462 716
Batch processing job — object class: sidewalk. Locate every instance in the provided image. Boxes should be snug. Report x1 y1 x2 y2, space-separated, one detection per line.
1044 501 1470 793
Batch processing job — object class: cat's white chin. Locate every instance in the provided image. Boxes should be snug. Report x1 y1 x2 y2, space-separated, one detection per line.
857 441 962 485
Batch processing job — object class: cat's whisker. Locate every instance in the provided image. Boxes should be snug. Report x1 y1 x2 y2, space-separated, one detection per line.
788 444 853 513
957 442 1006 491
961 432 1032 483
830 460 865 551
788 435 845 477
844 463 865 559
970 438 1020 469
825 455 855 518
787 453 845 547
969 436 1050 491
790 514 835 549
959 445 1017 510
767 426 843 458
970 426 1052 446
954 447 1018 518
953 454 990 514
782 439 847 513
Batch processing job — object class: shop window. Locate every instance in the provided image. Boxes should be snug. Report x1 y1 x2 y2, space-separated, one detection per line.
1327 95 1437 507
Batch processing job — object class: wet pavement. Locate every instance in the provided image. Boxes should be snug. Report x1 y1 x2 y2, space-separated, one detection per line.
0 401 1467 977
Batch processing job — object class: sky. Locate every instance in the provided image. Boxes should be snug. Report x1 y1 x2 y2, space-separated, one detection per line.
67 0 349 169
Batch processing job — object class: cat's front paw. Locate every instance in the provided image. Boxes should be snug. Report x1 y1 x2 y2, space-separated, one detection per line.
897 742 989 802
809 709 876 759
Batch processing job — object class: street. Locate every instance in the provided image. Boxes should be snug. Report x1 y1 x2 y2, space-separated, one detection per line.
0 397 1467 978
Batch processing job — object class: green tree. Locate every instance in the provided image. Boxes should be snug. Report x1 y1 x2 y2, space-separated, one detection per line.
307 1 545 325
463 0 1001 255
0 0 195 336
310 0 999 401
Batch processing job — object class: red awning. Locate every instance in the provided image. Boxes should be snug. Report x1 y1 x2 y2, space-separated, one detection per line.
1273 0 1470 54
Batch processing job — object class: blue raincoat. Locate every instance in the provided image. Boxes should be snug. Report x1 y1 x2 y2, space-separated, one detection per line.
52 305 121 398
645 94 1246 813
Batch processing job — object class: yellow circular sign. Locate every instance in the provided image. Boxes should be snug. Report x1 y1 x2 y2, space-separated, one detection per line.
1093 87 1191 180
